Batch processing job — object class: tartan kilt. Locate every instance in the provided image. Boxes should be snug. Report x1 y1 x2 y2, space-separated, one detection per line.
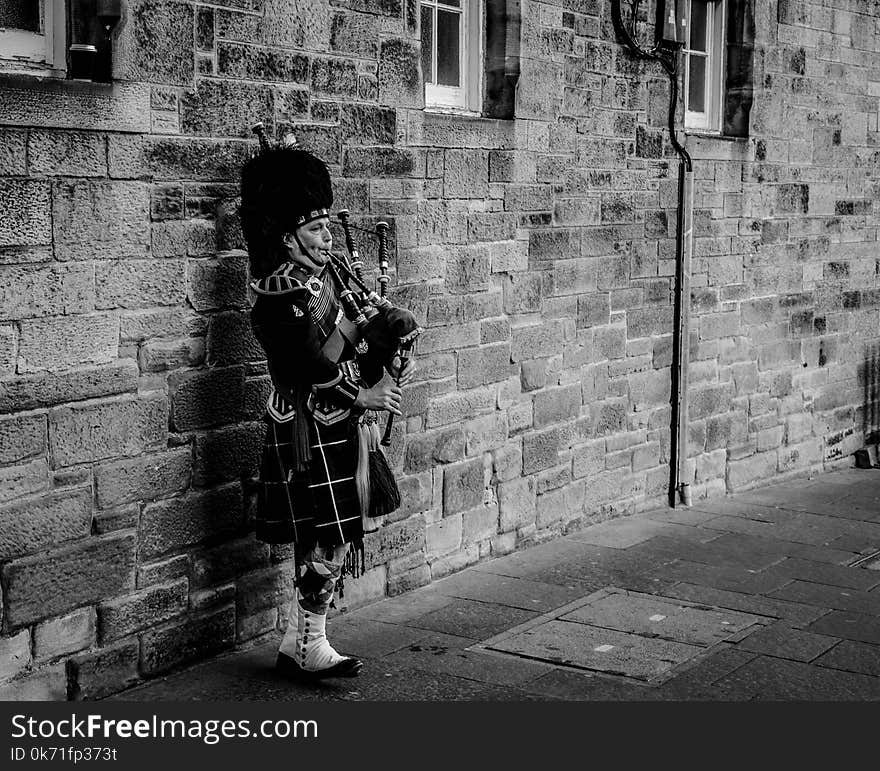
255 412 364 550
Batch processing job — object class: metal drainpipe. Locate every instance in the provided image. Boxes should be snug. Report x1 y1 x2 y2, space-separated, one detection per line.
610 2 694 507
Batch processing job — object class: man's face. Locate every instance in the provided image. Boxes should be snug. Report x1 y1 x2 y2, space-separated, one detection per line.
288 216 333 272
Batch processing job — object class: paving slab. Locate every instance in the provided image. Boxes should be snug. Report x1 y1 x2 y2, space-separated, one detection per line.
764 557 880 591
567 517 671 548
814 640 880 677
647 559 794 595
807 611 880 645
347 588 456 625
322 618 429 659
658 647 758 700
767 580 880 616
382 631 556 688
707 532 858 566
711 655 880 701
735 622 839 662
430 570 587 612
486 619 703 681
560 590 763 647
520 668 666 701
403 598 538 639
664 582 830 627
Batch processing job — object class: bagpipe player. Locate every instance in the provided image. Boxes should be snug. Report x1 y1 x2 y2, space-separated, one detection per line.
240 140 416 681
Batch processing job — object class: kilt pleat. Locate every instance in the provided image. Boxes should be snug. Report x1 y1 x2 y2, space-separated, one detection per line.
256 414 363 549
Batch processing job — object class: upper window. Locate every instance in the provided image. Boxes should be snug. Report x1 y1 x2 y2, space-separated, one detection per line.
682 0 754 137
0 0 66 75
683 0 726 132
421 0 483 113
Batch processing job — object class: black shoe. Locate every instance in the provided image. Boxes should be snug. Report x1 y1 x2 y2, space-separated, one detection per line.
276 652 363 680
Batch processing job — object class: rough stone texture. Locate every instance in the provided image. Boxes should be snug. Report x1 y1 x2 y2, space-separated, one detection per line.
33 608 96 661
1 0 879 699
98 579 189 642
0 489 92 561
49 395 168 467
2 532 137 628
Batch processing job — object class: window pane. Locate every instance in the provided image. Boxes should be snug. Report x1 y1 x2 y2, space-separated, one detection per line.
689 1 708 52
421 4 434 84
0 1 41 32
438 0 461 7
688 54 706 112
436 8 460 86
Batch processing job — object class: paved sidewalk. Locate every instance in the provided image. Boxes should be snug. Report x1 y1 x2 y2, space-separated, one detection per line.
113 468 880 701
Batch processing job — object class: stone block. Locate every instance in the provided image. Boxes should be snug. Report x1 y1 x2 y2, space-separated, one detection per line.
464 413 509 456
0 630 31 681
0 413 46 465
578 293 611 327
137 554 190 588
388 563 431 595
726 451 777 491
49 395 167 467
404 427 465 473
492 441 523 482
0 180 51 247
344 146 420 177
98 579 188 643
181 79 274 138
68 641 139 700
364 515 426 571
426 514 463 559
498 476 537 531
689 384 735 421
138 338 204 372
0 324 14 376
206 311 264 367
0 129 27 174
511 322 565 362
0 458 50 506
340 104 396 145
193 421 264 487
170 366 244 431
311 57 358 97
504 272 545 314
572 438 605 479
0 663 66 701
96 259 186 310
52 180 149 261
534 383 582 428
592 398 627 436
523 426 561 474
110 136 252 181
115 0 195 85
140 484 244 559
445 247 491 293
426 386 495 428
379 38 422 107
217 42 308 82
17 313 118 374
0 489 92 562
151 219 216 258
191 538 270 589
186 253 249 311
330 10 381 58
458 343 512 389
444 149 489 199
140 606 236 676
461 503 499 546
94 448 192 509
443 458 486 514
0 263 95 322
28 131 106 177
0 361 139 414
33 608 96 661
1 532 136 628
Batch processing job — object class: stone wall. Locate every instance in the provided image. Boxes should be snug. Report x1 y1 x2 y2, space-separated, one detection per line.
1 0 878 698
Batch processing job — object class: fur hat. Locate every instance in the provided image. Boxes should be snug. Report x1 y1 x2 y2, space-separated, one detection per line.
240 145 333 279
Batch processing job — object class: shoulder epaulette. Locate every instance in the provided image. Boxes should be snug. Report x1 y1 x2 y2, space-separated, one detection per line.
250 263 310 296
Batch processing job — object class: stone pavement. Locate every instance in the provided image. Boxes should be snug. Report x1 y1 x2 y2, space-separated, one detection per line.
111 468 880 701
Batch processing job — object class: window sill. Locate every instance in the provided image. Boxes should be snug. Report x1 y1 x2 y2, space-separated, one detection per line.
423 105 483 119
684 130 748 142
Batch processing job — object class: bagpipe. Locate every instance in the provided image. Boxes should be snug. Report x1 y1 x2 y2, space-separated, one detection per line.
251 123 423 522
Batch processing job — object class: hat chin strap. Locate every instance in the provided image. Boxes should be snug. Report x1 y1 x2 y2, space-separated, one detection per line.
286 232 324 272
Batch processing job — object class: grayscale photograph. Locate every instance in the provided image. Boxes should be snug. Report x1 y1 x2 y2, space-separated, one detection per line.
1 0 879 722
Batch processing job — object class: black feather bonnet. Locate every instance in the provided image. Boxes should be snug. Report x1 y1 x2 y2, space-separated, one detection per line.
240 145 333 279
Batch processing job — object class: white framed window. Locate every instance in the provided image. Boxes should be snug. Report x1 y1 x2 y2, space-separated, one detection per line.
421 0 483 113
0 0 66 75
683 0 726 132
